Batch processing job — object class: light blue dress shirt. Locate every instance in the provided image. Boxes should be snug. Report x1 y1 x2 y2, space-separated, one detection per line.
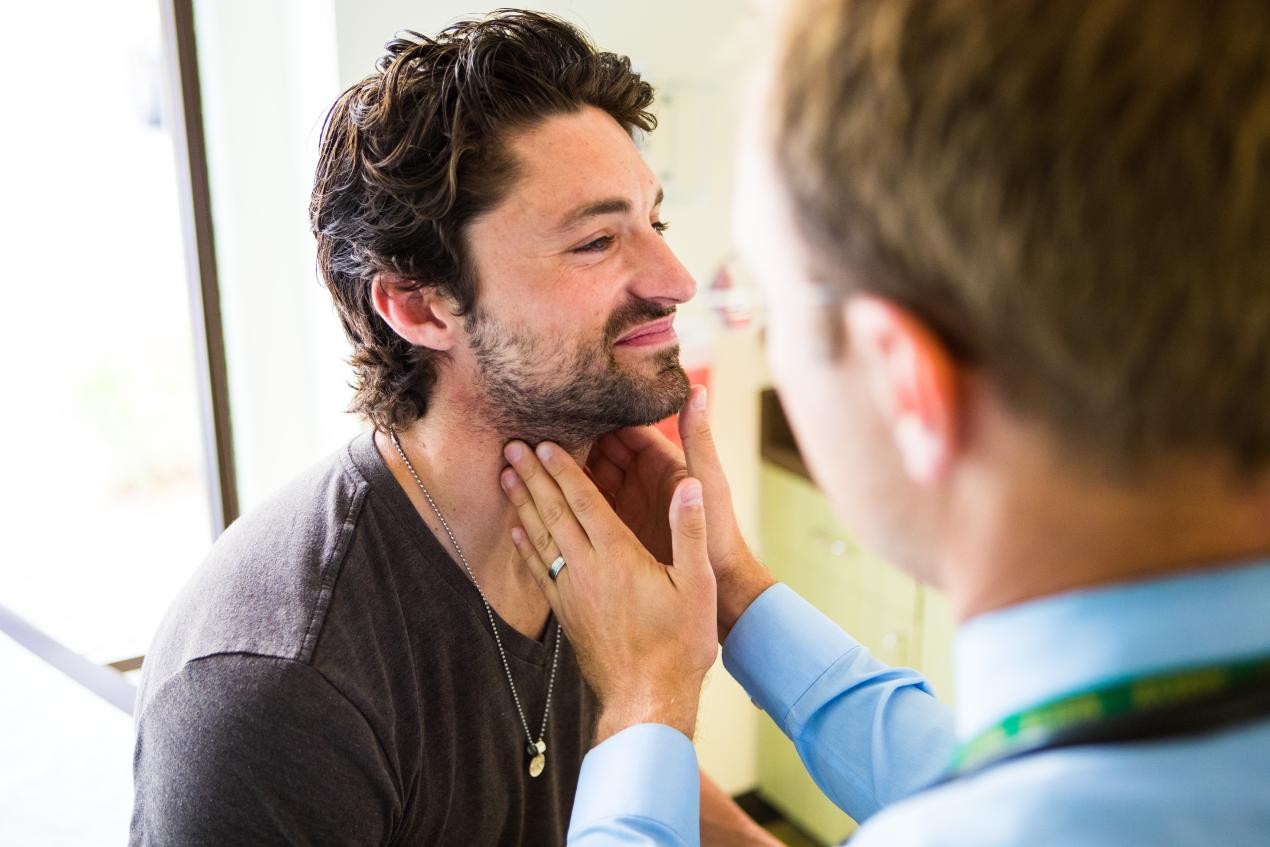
568 559 1270 845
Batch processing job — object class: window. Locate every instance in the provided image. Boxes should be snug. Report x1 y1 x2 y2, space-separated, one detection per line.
0 0 227 667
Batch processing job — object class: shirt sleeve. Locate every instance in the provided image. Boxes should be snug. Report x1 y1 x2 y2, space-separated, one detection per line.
723 583 956 821
568 723 701 846
130 653 400 846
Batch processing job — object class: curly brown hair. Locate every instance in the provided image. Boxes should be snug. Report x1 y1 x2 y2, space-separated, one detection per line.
310 10 656 432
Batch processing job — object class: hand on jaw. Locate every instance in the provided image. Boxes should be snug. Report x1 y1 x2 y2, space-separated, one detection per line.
499 386 776 744
587 386 778 640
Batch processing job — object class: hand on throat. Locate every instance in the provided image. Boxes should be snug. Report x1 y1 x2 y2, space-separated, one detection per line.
374 409 591 643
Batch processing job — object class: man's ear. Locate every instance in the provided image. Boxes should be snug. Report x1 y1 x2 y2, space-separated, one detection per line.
370 273 463 352
843 295 961 484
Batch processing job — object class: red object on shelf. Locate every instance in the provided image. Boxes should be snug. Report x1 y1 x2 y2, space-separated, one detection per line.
708 260 753 329
654 365 711 448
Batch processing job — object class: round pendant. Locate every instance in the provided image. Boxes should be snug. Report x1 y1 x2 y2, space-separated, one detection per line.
529 752 546 778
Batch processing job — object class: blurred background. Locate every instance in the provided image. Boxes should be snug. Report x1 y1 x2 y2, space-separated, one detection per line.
0 2 955 843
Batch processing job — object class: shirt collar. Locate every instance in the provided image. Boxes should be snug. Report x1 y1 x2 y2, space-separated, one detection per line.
953 558 1270 740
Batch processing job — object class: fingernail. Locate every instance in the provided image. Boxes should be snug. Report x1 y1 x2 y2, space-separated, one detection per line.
511 526 524 544
681 478 702 506
500 468 518 490
505 442 524 462
536 442 554 461
693 386 707 412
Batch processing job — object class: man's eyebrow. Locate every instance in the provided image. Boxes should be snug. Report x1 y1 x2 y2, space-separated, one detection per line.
551 188 665 234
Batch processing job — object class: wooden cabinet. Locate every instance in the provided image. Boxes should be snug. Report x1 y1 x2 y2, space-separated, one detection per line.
755 462 956 844
916 583 958 705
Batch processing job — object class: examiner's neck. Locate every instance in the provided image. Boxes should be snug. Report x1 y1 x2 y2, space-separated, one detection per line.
373 403 591 641
943 450 1270 625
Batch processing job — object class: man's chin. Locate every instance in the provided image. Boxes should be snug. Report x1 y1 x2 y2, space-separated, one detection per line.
619 361 691 427
475 352 690 450
550 362 689 446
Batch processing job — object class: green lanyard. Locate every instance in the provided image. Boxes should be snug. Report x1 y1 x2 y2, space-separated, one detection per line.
946 653 1270 780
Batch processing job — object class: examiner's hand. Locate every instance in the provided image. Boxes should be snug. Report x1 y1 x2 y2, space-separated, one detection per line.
585 421 687 567
588 386 775 639
501 439 719 743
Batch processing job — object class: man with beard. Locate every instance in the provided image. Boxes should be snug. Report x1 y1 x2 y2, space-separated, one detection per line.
129 11 777 847
495 1 1270 845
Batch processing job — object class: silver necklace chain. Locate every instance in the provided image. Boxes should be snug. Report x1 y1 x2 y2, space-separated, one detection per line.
389 430 561 769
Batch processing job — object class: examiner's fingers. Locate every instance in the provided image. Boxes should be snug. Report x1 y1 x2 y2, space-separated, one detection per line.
501 465 571 572
586 453 625 497
502 441 595 561
678 386 729 495
668 477 711 586
613 424 678 458
510 525 562 602
523 441 627 549
594 431 637 469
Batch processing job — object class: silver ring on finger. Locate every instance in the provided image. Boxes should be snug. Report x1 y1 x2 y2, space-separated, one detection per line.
547 555 567 581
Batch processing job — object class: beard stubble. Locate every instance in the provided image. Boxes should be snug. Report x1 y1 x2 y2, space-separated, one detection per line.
466 297 692 451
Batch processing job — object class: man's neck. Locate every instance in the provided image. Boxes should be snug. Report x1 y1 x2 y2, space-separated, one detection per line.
942 441 1270 624
374 401 590 641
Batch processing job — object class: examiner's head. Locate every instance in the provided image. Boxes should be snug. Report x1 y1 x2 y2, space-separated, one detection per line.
311 10 693 449
738 0 1270 595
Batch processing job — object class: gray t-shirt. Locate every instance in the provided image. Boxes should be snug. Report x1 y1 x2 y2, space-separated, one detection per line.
130 431 598 845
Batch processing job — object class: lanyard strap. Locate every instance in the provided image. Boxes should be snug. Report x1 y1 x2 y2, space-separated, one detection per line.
943 653 1270 783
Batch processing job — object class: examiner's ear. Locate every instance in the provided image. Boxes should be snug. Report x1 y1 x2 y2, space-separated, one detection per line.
370 273 463 352
843 296 960 484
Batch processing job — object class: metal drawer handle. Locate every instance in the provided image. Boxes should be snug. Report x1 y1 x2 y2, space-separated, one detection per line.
811 527 855 557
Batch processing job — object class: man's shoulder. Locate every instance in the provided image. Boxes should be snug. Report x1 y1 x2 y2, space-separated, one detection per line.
131 652 399 844
138 434 379 714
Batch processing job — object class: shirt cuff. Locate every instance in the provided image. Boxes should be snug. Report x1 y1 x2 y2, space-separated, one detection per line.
568 723 700 844
722 582 864 727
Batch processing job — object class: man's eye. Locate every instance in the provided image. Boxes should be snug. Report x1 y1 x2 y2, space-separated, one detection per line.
652 221 671 235
575 235 614 253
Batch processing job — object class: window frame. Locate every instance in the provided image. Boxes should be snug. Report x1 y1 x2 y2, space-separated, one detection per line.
0 0 238 697
162 0 239 537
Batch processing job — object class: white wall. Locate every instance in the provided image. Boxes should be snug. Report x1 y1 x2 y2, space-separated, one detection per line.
195 0 362 511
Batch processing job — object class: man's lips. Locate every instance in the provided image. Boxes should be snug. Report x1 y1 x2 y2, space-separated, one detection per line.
614 316 677 347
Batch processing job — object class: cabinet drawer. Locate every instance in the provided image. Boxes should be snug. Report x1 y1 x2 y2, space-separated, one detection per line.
757 463 936 844
759 465 917 666
916 586 957 704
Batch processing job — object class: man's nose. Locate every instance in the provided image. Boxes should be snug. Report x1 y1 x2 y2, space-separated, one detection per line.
628 230 697 306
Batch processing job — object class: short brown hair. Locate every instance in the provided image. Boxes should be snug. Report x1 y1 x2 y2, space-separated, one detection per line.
310 10 655 431
770 0 1270 472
